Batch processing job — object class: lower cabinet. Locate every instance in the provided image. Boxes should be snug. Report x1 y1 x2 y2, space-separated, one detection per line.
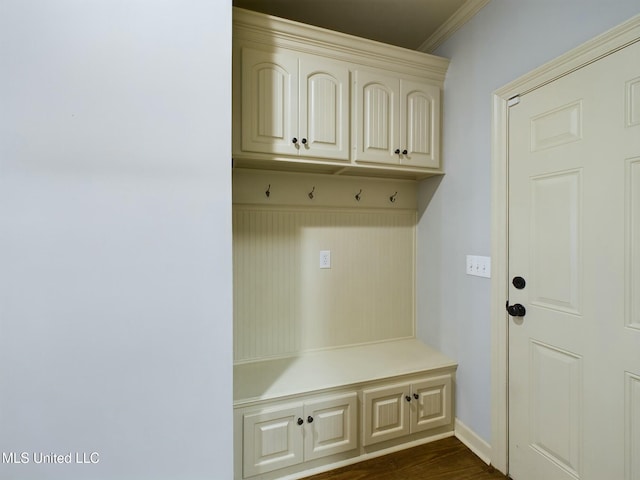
242 392 358 477
237 371 454 479
362 374 452 446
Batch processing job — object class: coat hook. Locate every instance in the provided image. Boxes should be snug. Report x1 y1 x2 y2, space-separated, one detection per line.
265 184 271 198
308 186 315 200
389 192 398 203
355 189 362 202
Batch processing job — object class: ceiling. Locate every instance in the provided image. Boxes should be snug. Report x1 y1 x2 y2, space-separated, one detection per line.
233 0 485 52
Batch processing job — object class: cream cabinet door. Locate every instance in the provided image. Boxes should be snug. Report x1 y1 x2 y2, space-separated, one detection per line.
354 69 400 165
362 382 410 445
411 374 452 433
241 47 298 156
299 56 350 161
243 404 304 477
304 392 358 460
362 375 453 446
399 80 440 169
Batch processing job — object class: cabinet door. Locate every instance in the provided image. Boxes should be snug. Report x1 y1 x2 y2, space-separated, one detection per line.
304 392 358 460
354 70 400 165
241 47 298 156
400 80 440 169
299 56 350 161
411 374 452 433
243 404 304 477
362 383 410 446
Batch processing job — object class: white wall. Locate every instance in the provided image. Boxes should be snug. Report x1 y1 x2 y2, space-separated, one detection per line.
0 1 233 479
416 0 640 444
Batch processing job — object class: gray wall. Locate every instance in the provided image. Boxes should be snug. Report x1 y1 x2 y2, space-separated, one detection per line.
416 0 640 444
0 1 233 479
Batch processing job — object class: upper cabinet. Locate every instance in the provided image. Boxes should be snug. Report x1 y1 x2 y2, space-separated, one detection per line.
233 8 449 179
354 71 440 169
241 47 349 161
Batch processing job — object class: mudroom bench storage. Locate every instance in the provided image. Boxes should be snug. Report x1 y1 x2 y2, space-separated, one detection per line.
233 339 457 480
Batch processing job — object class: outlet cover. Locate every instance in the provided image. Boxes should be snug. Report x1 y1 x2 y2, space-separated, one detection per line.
319 250 331 269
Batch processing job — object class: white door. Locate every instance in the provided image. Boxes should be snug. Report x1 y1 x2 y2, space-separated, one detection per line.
508 40 640 480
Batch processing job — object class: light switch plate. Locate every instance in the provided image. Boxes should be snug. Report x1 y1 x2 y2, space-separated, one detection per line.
466 255 491 278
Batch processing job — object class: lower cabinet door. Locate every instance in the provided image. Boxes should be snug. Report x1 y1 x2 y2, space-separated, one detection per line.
243 404 304 477
362 383 411 446
304 392 358 460
412 374 452 433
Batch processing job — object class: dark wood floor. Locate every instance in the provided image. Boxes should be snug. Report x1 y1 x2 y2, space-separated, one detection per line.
302 437 508 480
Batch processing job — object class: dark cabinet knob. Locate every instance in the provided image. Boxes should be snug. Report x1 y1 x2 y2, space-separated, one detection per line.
307 416 314 423
297 417 303 426
395 149 400 154
413 393 419 400
512 276 526 289
405 395 411 402
402 149 408 155
292 137 298 144
301 138 307 144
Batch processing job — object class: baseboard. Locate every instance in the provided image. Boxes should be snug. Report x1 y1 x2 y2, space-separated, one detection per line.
454 418 492 465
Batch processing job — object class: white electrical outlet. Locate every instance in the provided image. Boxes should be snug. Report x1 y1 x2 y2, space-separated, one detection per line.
466 255 491 278
319 250 331 269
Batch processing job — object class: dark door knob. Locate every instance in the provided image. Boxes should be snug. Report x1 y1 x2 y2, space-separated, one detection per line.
512 276 526 289
301 138 307 144
402 149 408 155
307 416 313 423
292 137 298 144
413 393 419 400
297 417 303 426
506 301 526 317
405 395 411 402
394 149 400 154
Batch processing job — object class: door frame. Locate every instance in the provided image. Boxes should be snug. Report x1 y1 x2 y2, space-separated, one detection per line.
489 14 640 474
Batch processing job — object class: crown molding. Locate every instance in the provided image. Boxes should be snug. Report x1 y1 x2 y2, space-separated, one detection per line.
234 7 450 84
418 0 491 53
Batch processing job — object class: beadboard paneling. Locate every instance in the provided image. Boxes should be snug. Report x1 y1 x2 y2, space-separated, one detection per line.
233 205 416 363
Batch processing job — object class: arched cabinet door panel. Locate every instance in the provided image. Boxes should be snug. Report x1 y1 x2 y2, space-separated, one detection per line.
241 47 298 156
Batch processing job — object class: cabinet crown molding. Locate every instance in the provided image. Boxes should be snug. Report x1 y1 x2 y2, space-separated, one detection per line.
233 7 449 84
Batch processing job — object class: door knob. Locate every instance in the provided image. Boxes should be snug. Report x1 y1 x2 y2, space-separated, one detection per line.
506 301 526 317
405 395 411 402
512 276 526 289
394 149 401 154
307 416 314 423
297 417 304 426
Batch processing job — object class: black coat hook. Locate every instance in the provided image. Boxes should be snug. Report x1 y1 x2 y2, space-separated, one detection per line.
355 189 362 202
265 184 271 198
389 192 398 203
308 186 315 200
